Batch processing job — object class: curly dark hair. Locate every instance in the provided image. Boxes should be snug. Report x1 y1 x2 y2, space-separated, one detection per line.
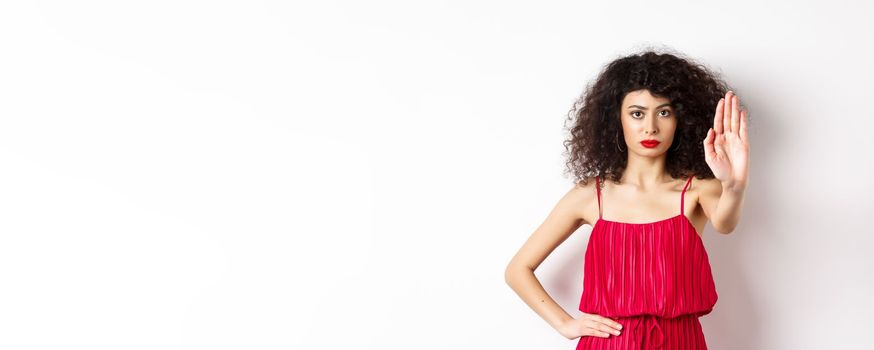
563 48 742 187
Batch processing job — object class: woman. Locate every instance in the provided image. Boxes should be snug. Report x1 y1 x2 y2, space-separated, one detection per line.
504 50 749 349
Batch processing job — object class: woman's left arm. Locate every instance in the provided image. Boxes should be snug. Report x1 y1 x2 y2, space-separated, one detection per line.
700 90 750 234
699 180 747 234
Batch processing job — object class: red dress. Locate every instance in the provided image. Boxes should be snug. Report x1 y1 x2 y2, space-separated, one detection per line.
576 176 718 350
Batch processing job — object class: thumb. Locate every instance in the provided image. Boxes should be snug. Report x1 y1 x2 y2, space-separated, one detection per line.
703 128 715 158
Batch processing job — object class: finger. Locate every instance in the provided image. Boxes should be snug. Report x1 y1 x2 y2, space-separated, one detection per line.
731 94 740 135
592 315 623 331
713 97 725 134
740 108 748 145
723 91 733 135
590 330 611 338
584 323 613 339
703 127 715 159
596 323 622 336
583 319 613 337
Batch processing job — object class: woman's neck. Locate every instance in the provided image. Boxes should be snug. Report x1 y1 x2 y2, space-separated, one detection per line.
620 154 670 188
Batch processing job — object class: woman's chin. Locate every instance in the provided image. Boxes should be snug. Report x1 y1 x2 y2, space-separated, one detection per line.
632 147 667 157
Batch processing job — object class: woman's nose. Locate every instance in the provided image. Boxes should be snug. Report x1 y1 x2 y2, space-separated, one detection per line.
645 121 658 134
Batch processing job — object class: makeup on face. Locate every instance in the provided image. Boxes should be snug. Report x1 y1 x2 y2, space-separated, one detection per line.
621 90 677 152
640 140 660 148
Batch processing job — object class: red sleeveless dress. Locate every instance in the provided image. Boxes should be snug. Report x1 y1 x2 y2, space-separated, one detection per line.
576 176 718 350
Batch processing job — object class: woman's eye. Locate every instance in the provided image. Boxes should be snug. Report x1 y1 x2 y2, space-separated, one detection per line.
631 110 670 118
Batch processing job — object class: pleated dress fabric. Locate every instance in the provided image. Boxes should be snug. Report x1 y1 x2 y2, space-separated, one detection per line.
576 176 718 350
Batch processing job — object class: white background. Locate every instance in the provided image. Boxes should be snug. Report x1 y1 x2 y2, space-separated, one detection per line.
1 1 872 349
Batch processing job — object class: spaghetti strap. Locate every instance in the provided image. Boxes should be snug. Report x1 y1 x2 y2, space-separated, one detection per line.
680 176 693 215
595 176 602 219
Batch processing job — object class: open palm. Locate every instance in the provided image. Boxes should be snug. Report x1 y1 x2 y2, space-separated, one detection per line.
703 91 749 190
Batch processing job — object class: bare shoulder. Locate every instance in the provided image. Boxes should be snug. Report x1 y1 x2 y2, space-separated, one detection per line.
567 178 599 226
504 181 595 273
691 177 723 199
691 177 723 221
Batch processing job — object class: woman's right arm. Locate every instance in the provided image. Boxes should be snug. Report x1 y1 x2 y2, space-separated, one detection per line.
503 183 623 340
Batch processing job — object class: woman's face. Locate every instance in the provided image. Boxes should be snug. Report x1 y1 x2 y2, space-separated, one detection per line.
619 89 678 157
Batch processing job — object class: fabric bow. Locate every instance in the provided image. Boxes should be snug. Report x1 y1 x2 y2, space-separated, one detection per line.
629 314 665 349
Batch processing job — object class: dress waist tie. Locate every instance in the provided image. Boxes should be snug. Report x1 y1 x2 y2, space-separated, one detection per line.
629 314 665 349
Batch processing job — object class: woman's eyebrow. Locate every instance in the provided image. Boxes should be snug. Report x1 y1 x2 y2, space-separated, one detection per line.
627 103 672 109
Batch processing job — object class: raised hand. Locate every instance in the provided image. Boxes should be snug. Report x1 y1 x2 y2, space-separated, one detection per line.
702 91 749 191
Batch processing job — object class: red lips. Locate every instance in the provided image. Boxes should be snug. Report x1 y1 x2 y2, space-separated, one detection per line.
640 140 660 148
